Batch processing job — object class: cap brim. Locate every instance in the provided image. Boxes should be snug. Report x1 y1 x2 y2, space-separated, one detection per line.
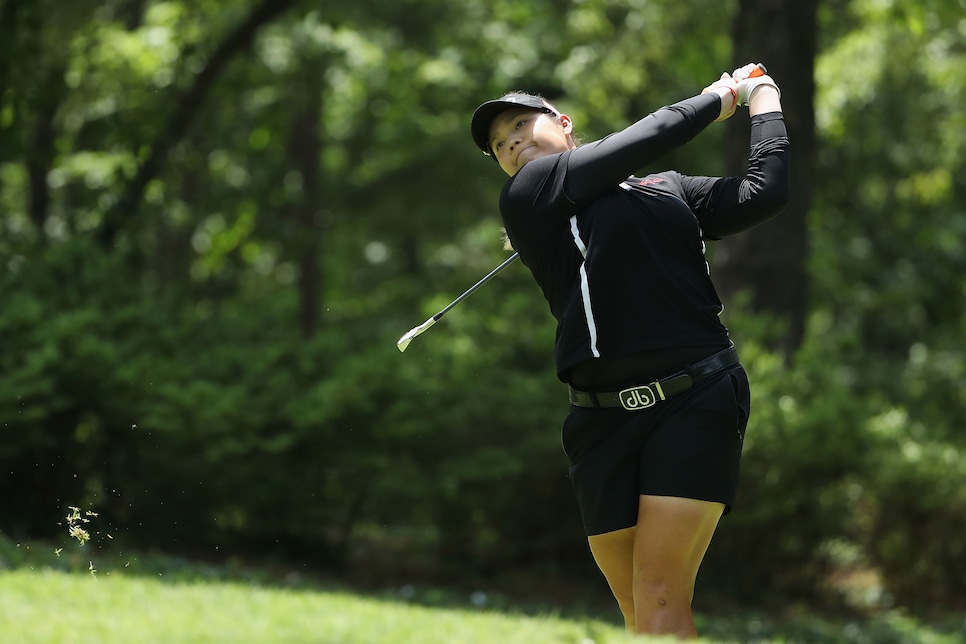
470 96 556 156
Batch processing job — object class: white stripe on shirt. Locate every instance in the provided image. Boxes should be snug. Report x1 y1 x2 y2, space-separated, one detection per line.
569 215 600 358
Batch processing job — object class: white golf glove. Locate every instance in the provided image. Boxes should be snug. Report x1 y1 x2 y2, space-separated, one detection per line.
702 73 738 121
732 63 781 106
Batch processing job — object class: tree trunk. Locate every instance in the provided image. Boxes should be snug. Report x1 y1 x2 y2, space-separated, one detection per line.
289 90 323 338
26 67 64 235
715 0 817 357
276 55 329 338
0 0 24 109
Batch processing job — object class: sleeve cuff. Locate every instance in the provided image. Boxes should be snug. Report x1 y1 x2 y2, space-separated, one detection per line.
750 111 786 143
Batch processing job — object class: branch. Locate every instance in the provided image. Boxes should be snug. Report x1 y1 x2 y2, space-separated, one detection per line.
98 0 298 247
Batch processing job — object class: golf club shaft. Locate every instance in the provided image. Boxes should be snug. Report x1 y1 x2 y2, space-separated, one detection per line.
396 252 520 351
433 252 519 321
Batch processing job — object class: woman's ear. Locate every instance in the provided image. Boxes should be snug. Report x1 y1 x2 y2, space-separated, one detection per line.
558 114 577 149
559 114 574 135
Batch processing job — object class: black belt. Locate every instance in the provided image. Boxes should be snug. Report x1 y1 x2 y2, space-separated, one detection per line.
569 346 739 411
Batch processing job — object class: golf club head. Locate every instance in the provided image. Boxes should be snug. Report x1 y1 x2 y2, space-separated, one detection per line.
396 317 436 352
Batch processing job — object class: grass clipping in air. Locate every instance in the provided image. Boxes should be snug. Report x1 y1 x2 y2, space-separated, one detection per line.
61 505 112 576
66 506 96 546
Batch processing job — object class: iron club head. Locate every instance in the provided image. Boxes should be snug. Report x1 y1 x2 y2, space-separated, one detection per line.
396 317 436 352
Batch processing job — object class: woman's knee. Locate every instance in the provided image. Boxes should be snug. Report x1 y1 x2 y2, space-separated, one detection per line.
631 577 698 637
633 577 690 611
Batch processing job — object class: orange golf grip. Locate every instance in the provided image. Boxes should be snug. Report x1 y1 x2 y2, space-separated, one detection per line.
748 64 767 78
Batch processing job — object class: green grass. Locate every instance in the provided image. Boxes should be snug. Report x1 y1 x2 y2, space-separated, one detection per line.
0 536 963 643
0 568 641 644
2 567 964 644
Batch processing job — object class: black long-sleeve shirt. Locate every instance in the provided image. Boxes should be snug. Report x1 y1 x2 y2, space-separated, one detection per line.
498 93 790 384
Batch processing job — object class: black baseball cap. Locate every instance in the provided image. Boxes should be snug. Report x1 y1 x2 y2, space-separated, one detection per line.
471 93 560 157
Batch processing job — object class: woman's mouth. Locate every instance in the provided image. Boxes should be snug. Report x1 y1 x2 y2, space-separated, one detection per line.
515 144 536 165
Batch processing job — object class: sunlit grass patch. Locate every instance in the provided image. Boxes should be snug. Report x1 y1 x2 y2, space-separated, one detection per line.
0 568 642 644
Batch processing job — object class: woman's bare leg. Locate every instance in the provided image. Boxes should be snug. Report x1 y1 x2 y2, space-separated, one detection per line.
587 495 724 639
587 526 637 631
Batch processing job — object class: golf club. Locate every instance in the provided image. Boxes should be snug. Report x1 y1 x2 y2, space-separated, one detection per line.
397 252 520 352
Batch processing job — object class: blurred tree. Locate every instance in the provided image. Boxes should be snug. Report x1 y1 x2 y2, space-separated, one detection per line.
715 0 818 357
0 0 104 243
808 0 966 608
97 0 298 248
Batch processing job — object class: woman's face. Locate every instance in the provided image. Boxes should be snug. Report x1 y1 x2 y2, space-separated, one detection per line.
488 108 573 177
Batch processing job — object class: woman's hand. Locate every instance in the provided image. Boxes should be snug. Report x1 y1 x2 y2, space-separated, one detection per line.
702 73 739 122
732 63 782 115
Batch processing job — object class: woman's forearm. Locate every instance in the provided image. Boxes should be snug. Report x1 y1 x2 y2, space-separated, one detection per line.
749 85 782 117
564 94 721 204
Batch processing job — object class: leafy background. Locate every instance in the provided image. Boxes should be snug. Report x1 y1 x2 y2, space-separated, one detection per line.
1 0 964 620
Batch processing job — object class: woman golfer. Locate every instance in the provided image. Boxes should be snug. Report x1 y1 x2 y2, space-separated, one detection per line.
470 64 788 638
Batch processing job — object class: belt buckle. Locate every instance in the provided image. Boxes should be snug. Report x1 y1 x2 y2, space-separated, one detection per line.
618 383 665 411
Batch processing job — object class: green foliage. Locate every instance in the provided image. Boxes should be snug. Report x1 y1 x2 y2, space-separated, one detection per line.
862 408 966 608
701 314 879 600
0 234 578 568
2 0 965 618
808 0 966 609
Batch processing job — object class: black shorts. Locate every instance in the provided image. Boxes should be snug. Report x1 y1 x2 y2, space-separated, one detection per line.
561 365 750 536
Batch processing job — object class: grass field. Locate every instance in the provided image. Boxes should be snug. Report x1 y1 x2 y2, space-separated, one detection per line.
0 538 963 643
0 568 637 644
2 567 965 644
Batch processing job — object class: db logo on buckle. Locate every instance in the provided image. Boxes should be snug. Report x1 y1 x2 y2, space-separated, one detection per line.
619 384 666 411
